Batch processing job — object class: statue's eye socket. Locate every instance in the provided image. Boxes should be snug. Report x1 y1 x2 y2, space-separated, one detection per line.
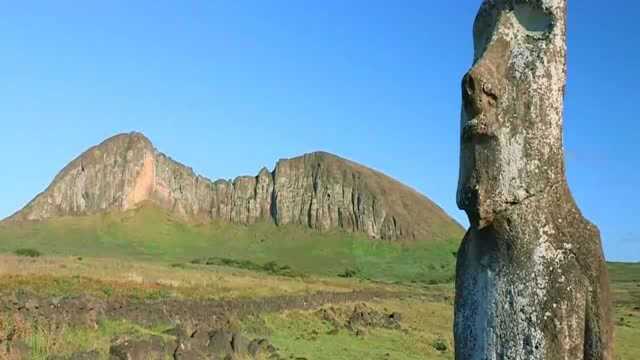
513 3 554 34
473 6 499 61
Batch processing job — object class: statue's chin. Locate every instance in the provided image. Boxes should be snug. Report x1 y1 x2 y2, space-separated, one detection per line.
458 186 497 230
464 208 494 230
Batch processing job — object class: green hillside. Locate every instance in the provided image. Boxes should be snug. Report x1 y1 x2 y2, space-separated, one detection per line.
0 204 463 284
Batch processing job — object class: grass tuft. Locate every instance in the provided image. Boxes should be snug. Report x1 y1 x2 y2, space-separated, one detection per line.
14 248 41 257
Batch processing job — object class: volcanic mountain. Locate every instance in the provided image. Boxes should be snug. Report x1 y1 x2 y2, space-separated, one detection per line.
3 132 461 242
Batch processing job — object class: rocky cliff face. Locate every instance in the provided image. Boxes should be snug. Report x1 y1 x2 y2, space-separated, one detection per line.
5 132 460 241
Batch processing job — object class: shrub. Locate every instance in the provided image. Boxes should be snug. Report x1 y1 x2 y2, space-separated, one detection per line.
263 261 283 273
262 261 299 277
102 286 114 297
338 268 359 278
190 256 303 277
432 338 448 352
15 248 41 257
206 257 263 272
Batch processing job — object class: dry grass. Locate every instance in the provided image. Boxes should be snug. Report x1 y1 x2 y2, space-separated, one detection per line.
0 254 386 301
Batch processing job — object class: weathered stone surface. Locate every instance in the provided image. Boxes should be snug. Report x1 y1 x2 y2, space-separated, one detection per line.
454 1 613 359
5 133 461 241
248 338 277 358
109 336 174 359
272 151 457 240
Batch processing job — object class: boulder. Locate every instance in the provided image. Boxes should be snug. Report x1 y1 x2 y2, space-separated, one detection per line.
109 336 174 360
248 338 277 358
69 350 101 360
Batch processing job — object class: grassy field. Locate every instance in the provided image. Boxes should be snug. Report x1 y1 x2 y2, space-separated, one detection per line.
254 296 456 360
0 205 462 284
0 254 637 359
0 207 637 359
607 262 640 358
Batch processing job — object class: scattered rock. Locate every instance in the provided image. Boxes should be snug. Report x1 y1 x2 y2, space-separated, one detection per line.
163 325 188 339
388 312 401 323
173 327 275 360
109 336 174 360
7 340 31 360
47 351 100 360
69 350 101 360
59 295 106 329
248 338 277 358
24 299 40 311
347 303 401 331
173 328 210 360
0 290 391 359
46 356 65 360
207 329 235 357
316 307 341 328
316 303 402 336
354 327 368 337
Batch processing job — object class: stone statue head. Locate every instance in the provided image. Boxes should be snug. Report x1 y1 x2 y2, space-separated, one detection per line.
457 0 568 228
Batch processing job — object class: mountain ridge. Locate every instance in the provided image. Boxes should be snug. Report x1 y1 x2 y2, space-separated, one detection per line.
4 132 462 241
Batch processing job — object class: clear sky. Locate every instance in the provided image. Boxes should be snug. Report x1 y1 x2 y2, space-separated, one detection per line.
1 1 637 261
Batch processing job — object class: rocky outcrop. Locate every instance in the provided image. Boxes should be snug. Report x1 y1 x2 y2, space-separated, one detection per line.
272 151 458 240
5 132 460 241
454 1 613 359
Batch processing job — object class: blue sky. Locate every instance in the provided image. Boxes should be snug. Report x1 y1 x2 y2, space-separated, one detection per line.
0 1 637 261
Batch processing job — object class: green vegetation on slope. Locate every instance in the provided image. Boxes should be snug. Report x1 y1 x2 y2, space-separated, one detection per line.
608 262 640 284
0 204 462 284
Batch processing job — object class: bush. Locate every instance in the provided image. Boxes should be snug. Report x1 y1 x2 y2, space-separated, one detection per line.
432 339 448 352
190 256 303 277
262 261 300 277
15 248 41 257
263 261 288 274
338 268 359 278
206 257 263 272
102 286 114 297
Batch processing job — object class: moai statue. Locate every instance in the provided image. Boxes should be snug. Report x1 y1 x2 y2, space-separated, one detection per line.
454 1 613 359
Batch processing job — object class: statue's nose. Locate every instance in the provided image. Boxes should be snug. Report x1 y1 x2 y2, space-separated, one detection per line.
462 67 497 120
463 72 477 98
462 71 481 119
